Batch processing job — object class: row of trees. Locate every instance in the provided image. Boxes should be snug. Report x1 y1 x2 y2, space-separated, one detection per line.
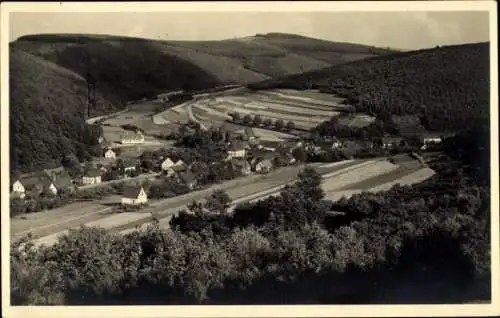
231 113 296 131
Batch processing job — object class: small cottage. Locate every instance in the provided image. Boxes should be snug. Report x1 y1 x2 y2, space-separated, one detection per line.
104 149 116 159
43 167 75 193
121 185 148 206
122 159 138 173
161 158 175 171
82 168 103 185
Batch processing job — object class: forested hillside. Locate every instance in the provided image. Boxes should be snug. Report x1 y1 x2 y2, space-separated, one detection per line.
249 42 490 132
9 49 106 173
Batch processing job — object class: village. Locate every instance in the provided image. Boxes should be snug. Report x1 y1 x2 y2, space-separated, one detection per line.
10 113 445 215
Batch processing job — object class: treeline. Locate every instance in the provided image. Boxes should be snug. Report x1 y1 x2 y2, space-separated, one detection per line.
249 43 489 132
10 49 107 174
11 123 490 304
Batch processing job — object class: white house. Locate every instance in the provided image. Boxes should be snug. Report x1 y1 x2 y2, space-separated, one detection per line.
120 130 145 144
421 136 443 150
104 149 116 159
82 168 103 185
11 180 26 199
121 185 148 206
227 141 247 159
161 158 175 171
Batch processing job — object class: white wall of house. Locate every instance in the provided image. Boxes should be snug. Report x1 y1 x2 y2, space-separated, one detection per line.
82 176 102 185
228 149 246 158
124 166 136 172
174 160 185 166
161 158 175 170
424 138 442 144
104 150 116 159
12 180 25 194
48 183 58 195
122 188 148 205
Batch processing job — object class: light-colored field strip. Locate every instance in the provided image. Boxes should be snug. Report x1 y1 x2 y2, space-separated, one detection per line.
370 168 436 192
254 95 338 111
322 161 399 192
274 89 346 103
192 104 232 120
244 101 337 117
84 212 150 229
320 159 355 168
261 91 342 107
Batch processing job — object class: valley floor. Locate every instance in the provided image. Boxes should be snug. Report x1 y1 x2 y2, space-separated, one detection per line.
11 156 433 247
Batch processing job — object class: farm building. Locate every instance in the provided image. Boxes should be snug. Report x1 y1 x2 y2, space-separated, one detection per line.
254 158 273 174
82 168 103 185
120 130 145 144
11 172 58 198
104 149 117 159
43 167 75 193
161 158 175 171
227 140 247 159
231 158 252 176
121 185 148 206
180 171 198 189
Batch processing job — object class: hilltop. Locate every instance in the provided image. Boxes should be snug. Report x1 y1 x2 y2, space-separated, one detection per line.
249 42 490 133
10 49 110 173
11 33 393 103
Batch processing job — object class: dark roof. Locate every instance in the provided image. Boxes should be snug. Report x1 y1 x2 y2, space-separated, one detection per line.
257 158 273 167
229 140 247 151
18 172 54 190
181 171 197 183
231 159 251 169
122 158 138 167
84 168 103 177
122 185 144 199
43 168 73 189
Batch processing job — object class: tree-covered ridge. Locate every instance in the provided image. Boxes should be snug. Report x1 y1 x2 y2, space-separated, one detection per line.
11 124 491 305
10 49 106 173
249 42 490 132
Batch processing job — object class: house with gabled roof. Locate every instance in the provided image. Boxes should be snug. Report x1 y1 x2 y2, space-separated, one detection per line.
104 148 116 159
161 158 175 171
122 158 138 173
82 168 103 185
121 184 148 206
120 130 145 144
12 172 58 198
43 167 75 193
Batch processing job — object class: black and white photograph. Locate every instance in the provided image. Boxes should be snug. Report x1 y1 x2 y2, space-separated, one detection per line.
1 1 498 317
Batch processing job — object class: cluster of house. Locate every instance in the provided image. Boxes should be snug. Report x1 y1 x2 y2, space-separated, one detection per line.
11 167 75 199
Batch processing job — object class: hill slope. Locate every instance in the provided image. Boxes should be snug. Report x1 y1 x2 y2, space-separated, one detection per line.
9 49 111 173
249 42 490 132
11 33 394 101
10 33 394 172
